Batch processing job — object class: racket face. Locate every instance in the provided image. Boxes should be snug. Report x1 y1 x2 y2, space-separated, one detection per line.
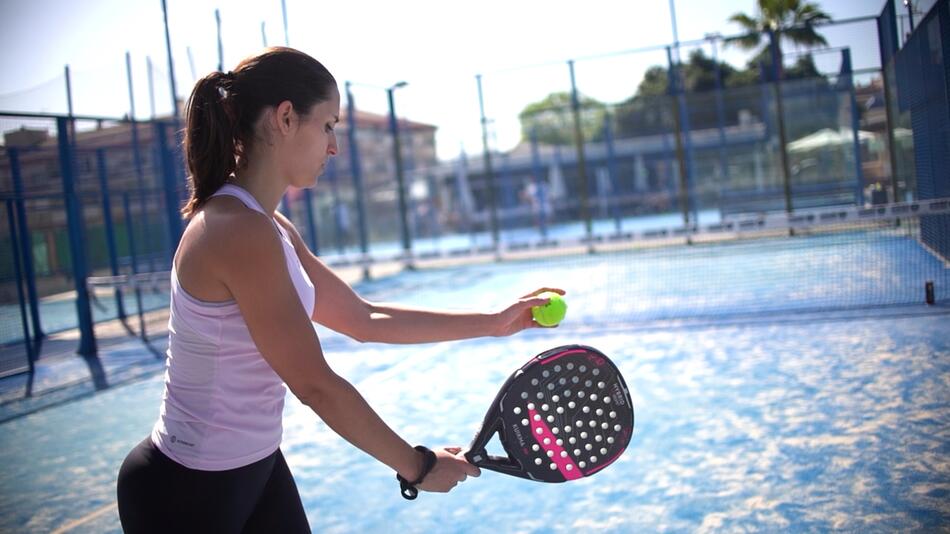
470 345 634 483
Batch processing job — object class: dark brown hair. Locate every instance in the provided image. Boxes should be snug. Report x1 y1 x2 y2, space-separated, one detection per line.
181 47 336 218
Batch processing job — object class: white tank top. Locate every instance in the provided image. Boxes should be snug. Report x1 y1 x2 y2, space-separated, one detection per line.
151 184 316 471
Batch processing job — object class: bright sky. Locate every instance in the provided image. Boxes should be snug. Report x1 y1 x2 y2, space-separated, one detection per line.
0 0 885 159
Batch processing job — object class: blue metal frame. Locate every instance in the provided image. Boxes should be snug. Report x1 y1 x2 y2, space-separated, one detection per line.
56 117 97 357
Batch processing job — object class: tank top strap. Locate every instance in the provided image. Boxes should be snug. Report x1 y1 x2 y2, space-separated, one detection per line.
210 184 269 215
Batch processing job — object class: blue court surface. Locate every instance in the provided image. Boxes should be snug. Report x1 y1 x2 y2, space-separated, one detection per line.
1 246 949 532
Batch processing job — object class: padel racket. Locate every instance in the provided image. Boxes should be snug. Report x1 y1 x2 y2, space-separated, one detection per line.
464 345 634 482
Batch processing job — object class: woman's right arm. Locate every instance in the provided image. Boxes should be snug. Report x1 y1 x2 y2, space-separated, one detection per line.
213 213 478 491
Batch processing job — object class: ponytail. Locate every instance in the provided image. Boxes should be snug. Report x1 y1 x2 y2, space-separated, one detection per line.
180 47 337 219
181 71 238 218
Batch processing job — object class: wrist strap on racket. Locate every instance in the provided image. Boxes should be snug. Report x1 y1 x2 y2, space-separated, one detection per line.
396 445 437 500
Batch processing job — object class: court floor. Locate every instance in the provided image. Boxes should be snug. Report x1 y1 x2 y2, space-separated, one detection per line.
0 251 948 533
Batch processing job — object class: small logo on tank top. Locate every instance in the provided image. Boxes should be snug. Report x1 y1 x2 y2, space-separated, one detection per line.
170 435 194 447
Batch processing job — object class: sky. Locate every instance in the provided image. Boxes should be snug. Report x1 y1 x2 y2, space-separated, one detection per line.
0 0 890 160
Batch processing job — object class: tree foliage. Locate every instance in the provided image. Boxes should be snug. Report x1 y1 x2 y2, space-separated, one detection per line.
518 92 607 145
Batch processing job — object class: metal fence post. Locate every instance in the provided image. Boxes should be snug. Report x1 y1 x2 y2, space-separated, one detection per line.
568 60 593 249
96 148 127 321
8 148 44 346
56 116 97 357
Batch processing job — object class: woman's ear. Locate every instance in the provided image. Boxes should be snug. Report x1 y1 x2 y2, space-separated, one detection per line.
274 100 296 135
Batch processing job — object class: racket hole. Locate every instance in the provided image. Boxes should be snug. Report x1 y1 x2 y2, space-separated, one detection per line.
578 391 586 398
564 390 572 397
543 437 551 445
536 392 544 399
590 456 598 463
533 414 541 421
554 365 562 372
595 435 603 442
580 432 588 439
596 409 604 416
532 444 540 452
560 451 568 458
541 403 549 411
551 426 559 434
531 378 539 386
564 425 572 432
535 458 543 465
527 403 535 410
571 377 579 384
566 464 573 471
582 406 590 414
547 416 555 423
579 461 586 468
542 370 550 378
598 381 606 389
569 437 577 444
589 421 596 428
607 437 615 444
555 439 563 446
547 450 554 458
600 448 608 455
573 448 581 456
513 407 522 415
552 395 560 402
536 428 543 435
604 397 611 404
521 419 529 426
568 401 576 409
614 424 622 431
579 366 587 372
549 463 557 470
521 392 529 400
556 407 565 414
585 380 593 387
591 394 598 401
566 363 574 370
592 369 600 376
609 411 616 418
559 378 567 385
547 384 555 391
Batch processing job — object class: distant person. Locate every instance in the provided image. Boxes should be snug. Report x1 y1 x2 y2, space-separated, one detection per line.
116 47 563 533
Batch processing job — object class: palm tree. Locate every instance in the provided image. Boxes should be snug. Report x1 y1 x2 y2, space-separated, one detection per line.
726 0 832 75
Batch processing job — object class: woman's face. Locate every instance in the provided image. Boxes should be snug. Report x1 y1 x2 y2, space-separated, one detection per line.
287 87 341 188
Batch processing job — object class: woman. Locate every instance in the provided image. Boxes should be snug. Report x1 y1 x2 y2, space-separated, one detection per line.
116 47 563 533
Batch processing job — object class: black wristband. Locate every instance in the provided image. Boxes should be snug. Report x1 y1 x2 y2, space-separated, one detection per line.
396 445 437 500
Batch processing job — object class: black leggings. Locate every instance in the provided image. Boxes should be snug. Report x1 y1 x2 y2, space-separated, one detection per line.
117 437 310 533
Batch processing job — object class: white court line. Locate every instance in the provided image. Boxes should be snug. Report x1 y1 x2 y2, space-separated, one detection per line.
50 502 117 534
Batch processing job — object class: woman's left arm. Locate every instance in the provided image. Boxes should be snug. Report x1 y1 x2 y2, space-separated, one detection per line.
275 213 562 343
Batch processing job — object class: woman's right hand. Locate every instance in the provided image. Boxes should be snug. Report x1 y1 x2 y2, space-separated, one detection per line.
416 447 481 493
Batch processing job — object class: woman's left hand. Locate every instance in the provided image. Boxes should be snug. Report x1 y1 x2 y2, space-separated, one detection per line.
493 288 566 337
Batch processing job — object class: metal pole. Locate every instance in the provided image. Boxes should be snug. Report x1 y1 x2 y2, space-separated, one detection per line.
345 81 371 279
842 49 865 205
8 149 44 345
709 35 730 184
768 29 794 216
147 56 157 119
568 60 593 249
529 126 548 240
666 47 692 229
303 187 318 253
603 112 620 232
261 21 268 47
6 199 36 372
281 0 290 46
96 148 127 321
126 52 151 270
877 6 901 202
475 74 500 252
387 85 413 267
161 0 180 119
122 192 146 341
56 117 97 357
215 9 224 72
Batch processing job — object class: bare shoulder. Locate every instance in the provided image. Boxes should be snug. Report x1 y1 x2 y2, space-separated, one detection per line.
176 196 283 300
